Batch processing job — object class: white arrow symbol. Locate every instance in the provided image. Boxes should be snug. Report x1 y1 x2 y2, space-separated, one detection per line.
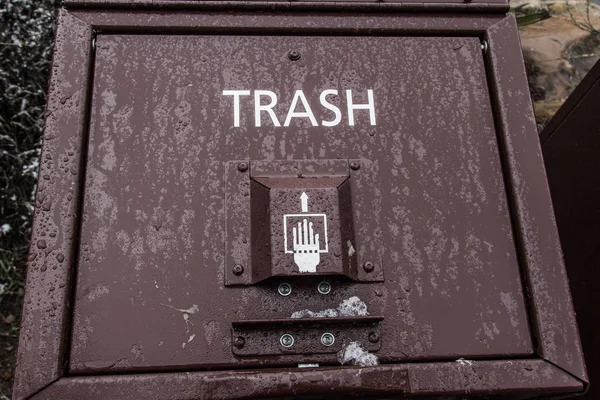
300 192 308 213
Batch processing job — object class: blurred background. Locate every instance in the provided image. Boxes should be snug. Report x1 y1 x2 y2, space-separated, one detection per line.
0 0 598 398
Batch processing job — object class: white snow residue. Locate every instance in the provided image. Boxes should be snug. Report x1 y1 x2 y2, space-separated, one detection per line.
456 358 473 366
188 334 196 343
337 296 369 316
347 240 355 257
0 224 11 235
338 342 379 366
290 296 369 319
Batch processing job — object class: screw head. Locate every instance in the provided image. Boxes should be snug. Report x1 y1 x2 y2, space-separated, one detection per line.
278 283 292 296
280 334 294 348
237 162 248 172
350 161 361 171
368 331 380 343
363 261 375 273
321 332 335 347
317 281 331 295
233 264 244 276
288 50 301 61
234 336 245 348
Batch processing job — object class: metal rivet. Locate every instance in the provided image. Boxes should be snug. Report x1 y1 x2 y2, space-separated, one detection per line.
321 332 335 347
233 264 244 276
481 41 488 55
237 162 248 172
278 283 292 296
350 161 360 171
317 281 331 295
234 336 245 348
280 334 294 348
363 261 374 273
288 50 301 61
368 331 380 343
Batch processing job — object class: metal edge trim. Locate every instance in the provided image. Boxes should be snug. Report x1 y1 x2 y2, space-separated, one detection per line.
12 10 95 400
483 14 588 386
32 359 581 399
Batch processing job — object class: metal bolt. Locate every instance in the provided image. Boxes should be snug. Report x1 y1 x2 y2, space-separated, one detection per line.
350 161 361 171
280 334 295 348
237 162 248 172
278 283 292 296
363 261 375 273
233 264 244 276
368 331 380 343
481 40 489 55
288 50 301 61
321 332 335 347
234 336 245 348
317 281 331 295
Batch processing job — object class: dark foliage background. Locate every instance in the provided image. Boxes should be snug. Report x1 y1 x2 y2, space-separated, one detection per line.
0 0 57 397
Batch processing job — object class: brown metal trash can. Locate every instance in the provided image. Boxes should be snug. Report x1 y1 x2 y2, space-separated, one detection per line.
13 1 587 399
541 59 600 400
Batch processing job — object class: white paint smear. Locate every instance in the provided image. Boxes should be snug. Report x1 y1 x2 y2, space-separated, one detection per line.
290 296 369 319
162 303 200 314
338 342 379 366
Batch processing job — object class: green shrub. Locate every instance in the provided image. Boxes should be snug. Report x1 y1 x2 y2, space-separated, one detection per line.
0 0 58 303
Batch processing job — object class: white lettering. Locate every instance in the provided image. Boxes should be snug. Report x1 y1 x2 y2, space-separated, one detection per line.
284 90 319 127
254 90 281 127
223 90 251 127
222 89 377 128
319 90 342 127
346 89 376 126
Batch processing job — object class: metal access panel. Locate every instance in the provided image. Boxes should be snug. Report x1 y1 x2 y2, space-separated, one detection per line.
13 3 588 400
541 60 600 400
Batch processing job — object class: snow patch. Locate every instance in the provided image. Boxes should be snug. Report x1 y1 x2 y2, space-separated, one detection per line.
290 296 369 318
0 224 11 235
456 358 473 366
338 342 379 366
347 240 355 257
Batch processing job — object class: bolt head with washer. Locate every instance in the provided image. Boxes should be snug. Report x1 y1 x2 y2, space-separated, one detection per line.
278 283 292 296
368 331 380 343
234 336 246 348
232 264 244 276
350 161 361 171
237 162 248 172
288 50 301 61
363 261 375 273
321 332 335 347
317 281 331 295
280 334 294 348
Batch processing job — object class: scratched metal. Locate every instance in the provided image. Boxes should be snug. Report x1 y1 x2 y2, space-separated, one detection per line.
70 34 532 373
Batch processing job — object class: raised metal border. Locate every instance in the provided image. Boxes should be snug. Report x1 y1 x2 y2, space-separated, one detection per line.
13 6 587 399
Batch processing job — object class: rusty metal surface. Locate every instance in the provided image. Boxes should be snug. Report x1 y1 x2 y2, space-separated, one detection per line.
12 10 93 400
69 33 532 374
484 15 587 383
541 60 600 399
33 360 581 399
